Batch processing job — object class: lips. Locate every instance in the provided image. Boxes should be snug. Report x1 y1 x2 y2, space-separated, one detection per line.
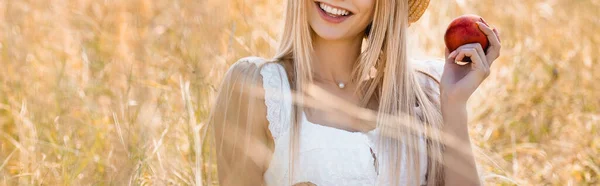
314 2 353 24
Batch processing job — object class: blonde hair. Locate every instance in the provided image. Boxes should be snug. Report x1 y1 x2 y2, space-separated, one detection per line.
273 0 445 185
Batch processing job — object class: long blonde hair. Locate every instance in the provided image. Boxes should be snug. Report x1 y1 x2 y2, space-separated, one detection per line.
273 0 445 185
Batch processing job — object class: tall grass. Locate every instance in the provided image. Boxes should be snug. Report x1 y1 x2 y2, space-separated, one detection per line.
0 0 598 185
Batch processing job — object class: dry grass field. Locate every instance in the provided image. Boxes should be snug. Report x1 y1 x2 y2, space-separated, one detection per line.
1 0 599 185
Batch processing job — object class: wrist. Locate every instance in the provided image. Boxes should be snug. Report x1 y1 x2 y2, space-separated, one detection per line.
440 88 468 105
440 97 469 135
440 95 467 111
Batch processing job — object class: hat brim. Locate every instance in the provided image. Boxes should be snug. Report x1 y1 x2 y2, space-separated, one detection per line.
409 0 430 23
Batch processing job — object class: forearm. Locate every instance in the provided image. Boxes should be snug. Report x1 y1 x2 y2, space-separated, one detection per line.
441 100 481 186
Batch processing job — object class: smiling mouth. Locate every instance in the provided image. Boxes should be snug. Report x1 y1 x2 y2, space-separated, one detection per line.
315 2 354 18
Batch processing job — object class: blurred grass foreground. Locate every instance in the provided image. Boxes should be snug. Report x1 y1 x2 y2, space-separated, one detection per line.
1 0 599 185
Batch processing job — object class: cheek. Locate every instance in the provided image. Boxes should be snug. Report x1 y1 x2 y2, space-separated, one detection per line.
355 0 375 13
354 0 375 30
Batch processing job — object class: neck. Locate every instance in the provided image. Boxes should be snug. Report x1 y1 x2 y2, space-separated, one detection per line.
312 35 363 83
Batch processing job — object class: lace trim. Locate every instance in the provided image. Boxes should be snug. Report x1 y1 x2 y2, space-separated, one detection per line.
258 61 292 141
238 57 291 140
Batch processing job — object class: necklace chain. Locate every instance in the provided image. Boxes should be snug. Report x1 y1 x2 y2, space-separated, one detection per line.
312 75 348 89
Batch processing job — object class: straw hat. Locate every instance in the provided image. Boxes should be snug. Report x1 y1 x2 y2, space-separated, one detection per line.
409 0 430 23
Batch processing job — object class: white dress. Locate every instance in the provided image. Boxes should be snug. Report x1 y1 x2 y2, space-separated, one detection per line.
240 57 443 186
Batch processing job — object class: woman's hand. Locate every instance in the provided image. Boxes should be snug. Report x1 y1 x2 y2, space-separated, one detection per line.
440 22 501 105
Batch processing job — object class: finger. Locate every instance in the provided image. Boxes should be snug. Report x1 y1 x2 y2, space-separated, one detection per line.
455 48 487 71
457 43 490 67
456 43 486 66
474 44 488 68
454 48 477 67
457 50 489 93
456 48 489 80
493 28 501 43
477 22 501 62
476 22 500 48
463 48 488 78
454 48 475 63
446 50 459 65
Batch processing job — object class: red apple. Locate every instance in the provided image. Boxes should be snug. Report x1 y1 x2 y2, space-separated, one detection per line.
444 14 490 62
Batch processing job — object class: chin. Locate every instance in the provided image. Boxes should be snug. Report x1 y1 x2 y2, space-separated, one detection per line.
310 21 357 41
312 28 348 41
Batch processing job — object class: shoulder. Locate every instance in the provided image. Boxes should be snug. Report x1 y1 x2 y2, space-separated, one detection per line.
225 56 268 77
220 57 282 87
410 58 444 89
224 56 288 80
215 56 272 110
213 56 273 141
410 58 445 107
411 58 444 83
234 56 270 66
211 57 278 181
220 57 293 140
219 55 292 113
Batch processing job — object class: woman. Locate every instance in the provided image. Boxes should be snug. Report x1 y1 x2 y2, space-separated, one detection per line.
210 0 501 185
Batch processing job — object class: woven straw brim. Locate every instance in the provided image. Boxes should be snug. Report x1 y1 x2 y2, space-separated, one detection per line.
408 0 430 23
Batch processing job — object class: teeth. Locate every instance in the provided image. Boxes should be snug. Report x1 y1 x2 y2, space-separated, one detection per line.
319 3 350 16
